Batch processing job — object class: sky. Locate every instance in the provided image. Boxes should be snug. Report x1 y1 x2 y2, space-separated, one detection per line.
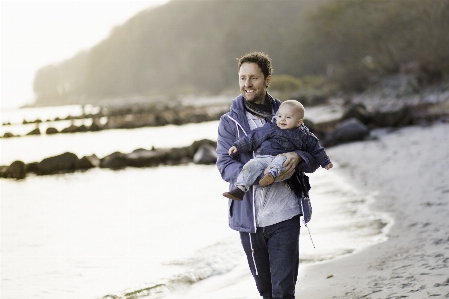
1 0 170 109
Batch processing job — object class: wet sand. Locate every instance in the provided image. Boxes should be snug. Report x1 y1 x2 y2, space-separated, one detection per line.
297 122 449 298
166 122 449 299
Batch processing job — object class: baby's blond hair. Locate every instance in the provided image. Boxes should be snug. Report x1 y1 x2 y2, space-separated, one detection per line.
280 100 305 119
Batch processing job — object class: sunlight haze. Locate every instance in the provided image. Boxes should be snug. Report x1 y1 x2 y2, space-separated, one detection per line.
1 0 170 109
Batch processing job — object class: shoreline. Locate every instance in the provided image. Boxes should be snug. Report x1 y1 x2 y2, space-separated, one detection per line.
296 121 449 298
170 121 449 299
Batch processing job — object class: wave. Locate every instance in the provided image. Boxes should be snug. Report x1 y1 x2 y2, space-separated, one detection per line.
98 238 242 299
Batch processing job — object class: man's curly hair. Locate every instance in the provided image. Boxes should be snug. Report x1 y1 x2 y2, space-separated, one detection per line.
238 52 273 79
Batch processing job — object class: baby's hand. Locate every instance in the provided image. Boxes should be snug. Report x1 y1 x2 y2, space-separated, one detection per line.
228 146 238 155
324 163 333 170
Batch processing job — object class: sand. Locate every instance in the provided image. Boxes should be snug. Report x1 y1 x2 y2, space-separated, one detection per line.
170 121 449 299
296 122 449 298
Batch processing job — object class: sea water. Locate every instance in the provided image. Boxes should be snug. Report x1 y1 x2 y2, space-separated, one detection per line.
1 106 391 299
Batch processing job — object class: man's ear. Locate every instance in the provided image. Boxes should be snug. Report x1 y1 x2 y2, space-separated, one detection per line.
265 75 272 88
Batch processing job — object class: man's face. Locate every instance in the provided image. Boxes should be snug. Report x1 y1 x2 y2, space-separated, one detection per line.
238 62 271 104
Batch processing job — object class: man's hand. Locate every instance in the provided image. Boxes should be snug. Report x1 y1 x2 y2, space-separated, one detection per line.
264 152 302 181
325 163 333 170
228 146 238 155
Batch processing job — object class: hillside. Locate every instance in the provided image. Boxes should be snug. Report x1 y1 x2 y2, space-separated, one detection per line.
32 0 449 106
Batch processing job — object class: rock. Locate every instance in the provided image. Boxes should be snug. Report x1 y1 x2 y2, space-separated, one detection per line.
38 152 79 175
25 162 40 174
89 119 103 131
100 152 128 169
76 124 88 132
60 124 78 133
341 103 373 125
4 160 26 179
26 128 41 135
77 154 100 169
326 118 370 146
193 144 217 164
372 104 413 127
0 166 8 178
46 127 59 134
166 146 192 164
3 132 15 138
126 149 168 167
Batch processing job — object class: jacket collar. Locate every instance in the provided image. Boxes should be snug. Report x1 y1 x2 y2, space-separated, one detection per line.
230 93 280 128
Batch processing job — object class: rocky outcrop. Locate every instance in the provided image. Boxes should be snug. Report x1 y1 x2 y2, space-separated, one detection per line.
3 161 26 179
0 139 219 179
38 152 80 175
26 128 41 136
46 127 59 134
77 154 100 170
193 144 217 164
325 118 370 146
2 104 227 138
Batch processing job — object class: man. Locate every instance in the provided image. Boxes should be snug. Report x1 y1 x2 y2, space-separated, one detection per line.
216 52 319 299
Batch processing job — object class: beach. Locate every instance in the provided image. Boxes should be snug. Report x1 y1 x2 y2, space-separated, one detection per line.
172 121 449 299
297 122 449 298
2 104 448 298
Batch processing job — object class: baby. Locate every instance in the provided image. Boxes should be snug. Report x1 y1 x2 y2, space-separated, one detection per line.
223 100 333 201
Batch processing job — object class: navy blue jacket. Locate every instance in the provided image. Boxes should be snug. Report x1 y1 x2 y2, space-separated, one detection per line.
216 94 319 233
233 122 332 168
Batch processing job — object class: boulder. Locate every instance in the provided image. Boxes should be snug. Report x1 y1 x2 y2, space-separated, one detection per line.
38 152 79 175
126 149 168 167
193 144 217 164
3 132 15 138
76 125 88 132
326 118 370 146
372 104 413 127
166 146 192 164
89 119 103 131
341 103 373 125
100 152 128 169
4 160 26 179
0 166 8 178
77 154 100 169
25 162 40 174
61 124 78 133
46 127 59 134
26 128 41 135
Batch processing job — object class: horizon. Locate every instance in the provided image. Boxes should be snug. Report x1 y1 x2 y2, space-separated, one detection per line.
1 0 170 110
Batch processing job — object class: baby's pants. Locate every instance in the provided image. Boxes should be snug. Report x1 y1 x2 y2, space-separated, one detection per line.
235 155 287 191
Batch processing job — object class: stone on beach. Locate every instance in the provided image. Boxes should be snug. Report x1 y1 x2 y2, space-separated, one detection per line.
193 144 218 165
38 152 79 175
4 160 26 179
326 118 370 145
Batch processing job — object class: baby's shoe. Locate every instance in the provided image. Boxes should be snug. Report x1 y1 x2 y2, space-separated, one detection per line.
223 188 245 201
259 173 275 187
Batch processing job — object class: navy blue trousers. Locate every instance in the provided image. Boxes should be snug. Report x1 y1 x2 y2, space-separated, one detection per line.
240 216 300 299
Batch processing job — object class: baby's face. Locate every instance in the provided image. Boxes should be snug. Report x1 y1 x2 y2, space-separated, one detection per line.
276 104 303 129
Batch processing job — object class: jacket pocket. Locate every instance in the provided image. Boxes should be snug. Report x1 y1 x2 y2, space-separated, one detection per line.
228 199 234 217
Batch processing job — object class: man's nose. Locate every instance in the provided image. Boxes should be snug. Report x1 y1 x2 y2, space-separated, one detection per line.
244 78 252 86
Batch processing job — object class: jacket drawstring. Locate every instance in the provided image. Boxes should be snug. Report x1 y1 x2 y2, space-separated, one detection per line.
249 233 259 276
301 203 316 248
304 221 316 248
